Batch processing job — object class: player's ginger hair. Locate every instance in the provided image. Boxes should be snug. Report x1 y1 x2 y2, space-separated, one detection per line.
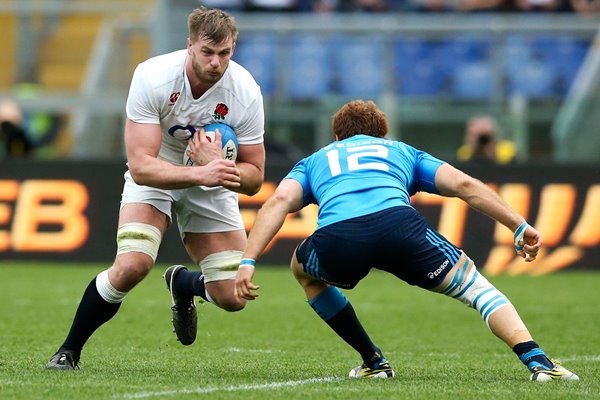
188 7 238 45
332 100 389 141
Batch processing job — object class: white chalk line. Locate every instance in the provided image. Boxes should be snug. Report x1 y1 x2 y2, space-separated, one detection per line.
119 376 340 399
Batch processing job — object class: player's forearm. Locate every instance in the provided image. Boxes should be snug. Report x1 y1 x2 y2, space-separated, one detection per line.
230 162 264 196
128 156 200 189
459 178 524 232
244 198 288 260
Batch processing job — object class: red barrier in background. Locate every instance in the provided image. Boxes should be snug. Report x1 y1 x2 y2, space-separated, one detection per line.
1 160 598 275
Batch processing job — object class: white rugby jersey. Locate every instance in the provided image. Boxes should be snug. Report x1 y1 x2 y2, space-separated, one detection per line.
126 49 264 165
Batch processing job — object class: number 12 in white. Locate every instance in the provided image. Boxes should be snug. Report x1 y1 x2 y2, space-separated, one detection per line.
325 145 389 177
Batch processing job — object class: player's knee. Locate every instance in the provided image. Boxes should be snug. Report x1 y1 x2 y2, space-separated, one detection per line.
218 296 246 312
96 269 128 303
206 280 247 311
438 256 511 326
290 249 316 288
110 256 153 288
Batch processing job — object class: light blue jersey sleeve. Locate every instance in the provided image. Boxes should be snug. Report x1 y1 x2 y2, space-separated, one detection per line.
285 157 316 207
407 149 444 196
284 135 444 228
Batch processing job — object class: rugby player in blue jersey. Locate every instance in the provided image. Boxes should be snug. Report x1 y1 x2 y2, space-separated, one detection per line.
234 100 579 382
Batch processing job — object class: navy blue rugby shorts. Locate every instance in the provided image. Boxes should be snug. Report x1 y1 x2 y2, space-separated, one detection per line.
295 205 461 290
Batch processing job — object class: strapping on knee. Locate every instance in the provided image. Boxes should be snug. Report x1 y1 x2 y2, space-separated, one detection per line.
116 223 161 262
439 257 511 326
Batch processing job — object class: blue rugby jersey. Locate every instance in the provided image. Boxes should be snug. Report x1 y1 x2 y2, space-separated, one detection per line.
285 134 444 229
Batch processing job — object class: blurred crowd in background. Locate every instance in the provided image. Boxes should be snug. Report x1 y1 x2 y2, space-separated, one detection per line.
1 0 599 163
205 0 600 14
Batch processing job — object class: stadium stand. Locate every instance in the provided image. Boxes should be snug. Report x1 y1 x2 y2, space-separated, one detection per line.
285 34 331 99
0 1 598 161
0 13 16 89
233 33 278 96
333 36 387 98
38 14 104 90
452 61 495 100
534 35 589 94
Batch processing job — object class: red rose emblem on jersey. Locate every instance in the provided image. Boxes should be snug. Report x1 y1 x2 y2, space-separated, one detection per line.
213 103 229 120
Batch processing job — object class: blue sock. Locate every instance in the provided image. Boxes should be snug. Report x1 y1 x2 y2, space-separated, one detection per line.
513 341 554 371
309 286 381 366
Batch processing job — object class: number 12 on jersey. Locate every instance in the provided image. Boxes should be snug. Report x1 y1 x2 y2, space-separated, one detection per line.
325 145 390 177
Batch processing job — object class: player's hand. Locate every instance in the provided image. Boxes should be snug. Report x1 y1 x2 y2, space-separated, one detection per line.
514 222 542 262
186 128 222 166
234 265 260 300
197 159 241 188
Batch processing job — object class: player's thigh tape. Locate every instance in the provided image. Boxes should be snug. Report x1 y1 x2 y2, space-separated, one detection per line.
116 223 162 262
440 258 511 326
200 250 243 283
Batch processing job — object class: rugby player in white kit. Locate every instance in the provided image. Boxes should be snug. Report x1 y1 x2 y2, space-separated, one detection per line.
47 7 265 369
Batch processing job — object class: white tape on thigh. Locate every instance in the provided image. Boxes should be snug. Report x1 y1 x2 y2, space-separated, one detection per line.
116 223 162 262
200 250 243 283
441 259 511 326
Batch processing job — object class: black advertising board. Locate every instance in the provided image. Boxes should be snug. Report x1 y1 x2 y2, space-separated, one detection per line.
1 160 598 275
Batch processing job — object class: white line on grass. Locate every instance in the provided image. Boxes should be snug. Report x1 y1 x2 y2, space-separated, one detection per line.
119 376 341 399
225 347 277 353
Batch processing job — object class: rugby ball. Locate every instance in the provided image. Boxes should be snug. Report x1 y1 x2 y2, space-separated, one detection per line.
183 123 238 166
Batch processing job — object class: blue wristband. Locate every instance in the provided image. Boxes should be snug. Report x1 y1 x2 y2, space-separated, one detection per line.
240 258 256 267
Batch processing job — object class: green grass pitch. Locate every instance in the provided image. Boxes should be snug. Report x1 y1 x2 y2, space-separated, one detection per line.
1 262 599 399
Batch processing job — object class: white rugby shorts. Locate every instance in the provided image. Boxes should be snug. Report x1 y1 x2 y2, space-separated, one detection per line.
120 170 244 237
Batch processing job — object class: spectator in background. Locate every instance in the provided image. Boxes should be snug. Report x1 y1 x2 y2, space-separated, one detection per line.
200 0 244 12
566 0 599 13
0 98 33 158
243 0 304 12
309 0 405 12
455 0 506 12
14 82 62 158
510 0 571 12
456 115 516 164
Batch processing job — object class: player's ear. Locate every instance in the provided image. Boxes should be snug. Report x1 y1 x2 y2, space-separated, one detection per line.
187 38 193 54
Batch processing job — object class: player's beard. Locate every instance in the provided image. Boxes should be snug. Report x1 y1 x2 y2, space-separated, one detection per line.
191 53 226 87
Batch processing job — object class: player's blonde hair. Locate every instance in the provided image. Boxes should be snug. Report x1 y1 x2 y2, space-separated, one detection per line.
332 100 388 141
188 7 238 45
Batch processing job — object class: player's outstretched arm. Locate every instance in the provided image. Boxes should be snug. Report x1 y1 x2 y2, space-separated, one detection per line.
434 163 542 261
235 179 304 300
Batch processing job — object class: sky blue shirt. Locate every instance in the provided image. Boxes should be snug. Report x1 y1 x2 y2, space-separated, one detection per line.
285 135 444 229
